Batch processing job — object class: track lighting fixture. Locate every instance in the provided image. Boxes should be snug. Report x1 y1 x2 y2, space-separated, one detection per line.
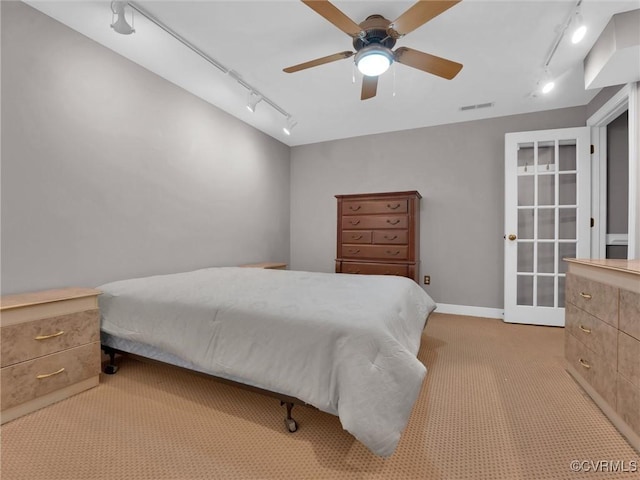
283 116 297 136
541 69 555 94
110 1 135 35
246 91 262 113
571 11 587 44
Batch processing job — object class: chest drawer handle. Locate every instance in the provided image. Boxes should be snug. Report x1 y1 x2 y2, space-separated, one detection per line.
349 220 360 225
351 270 361 274
579 292 592 300
578 358 591 369
386 250 400 256
348 249 360 254
386 219 400 225
35 331 65 340
36 367 65 379
387 203 401 210
579 325 591 334
351 234 363 240
384 235 398 240
348 205 361 211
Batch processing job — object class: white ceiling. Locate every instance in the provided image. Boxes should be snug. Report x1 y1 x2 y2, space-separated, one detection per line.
27 0 640 146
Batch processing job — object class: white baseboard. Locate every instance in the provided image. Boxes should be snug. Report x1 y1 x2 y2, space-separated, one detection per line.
435 303 504 320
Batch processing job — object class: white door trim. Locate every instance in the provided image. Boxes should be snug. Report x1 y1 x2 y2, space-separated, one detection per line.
587 83 639 259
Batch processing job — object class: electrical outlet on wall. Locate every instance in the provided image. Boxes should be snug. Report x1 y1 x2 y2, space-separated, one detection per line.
423 275 431 285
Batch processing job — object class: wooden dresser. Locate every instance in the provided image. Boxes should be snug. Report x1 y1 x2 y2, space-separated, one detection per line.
564 259 640 451
1 288 101 424
335 191 421 282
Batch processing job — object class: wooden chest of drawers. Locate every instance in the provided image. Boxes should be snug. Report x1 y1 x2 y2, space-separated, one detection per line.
1 288 101 424
564 259 640 451
335 191 421 282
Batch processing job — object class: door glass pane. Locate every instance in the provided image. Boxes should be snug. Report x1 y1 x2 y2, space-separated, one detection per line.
518 242 534 272
538 208 555 239
518 143 534 170
558 276 565 308
517 275 534 306
538 175 555 205
538 141 556 171
558 243 576 273
538 242 555 273
518 209 534 239
559 140 577 171
559 174 576 205
518 176 534 206
537 276 555 307
559 208 576 239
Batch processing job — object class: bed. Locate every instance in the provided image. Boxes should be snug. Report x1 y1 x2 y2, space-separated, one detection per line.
98 266 436 457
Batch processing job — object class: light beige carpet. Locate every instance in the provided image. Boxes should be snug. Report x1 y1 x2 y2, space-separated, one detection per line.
1 313 638 479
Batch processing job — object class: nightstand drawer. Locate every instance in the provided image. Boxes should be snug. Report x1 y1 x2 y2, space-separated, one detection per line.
565 332 616 407
566 273 618 327
1 310 100 367
1 342 100 411
565 303 617 363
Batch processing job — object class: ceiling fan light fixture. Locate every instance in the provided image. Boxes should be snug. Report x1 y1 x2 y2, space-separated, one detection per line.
355 45 394 77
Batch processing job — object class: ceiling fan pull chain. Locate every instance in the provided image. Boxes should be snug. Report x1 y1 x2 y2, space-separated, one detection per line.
392 62 397 97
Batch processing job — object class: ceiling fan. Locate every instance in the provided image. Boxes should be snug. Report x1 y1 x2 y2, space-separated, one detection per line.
283 0 464 100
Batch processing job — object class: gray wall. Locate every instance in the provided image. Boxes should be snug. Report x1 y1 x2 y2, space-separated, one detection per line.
1 2 290 295
290 107 587 309
607 110 629 234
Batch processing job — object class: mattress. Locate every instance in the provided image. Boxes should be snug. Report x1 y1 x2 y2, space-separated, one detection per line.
98 267 436 456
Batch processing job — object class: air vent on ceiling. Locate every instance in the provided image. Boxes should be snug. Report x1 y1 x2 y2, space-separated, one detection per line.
460 102 495 111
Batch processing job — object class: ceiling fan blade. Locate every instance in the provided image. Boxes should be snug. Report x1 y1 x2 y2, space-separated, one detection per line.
283 51 354 73
395 47 462 80
301 1 363 37
389 1 461 37
361 75 378 100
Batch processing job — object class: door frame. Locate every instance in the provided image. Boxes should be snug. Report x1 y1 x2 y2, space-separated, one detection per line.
587 83 639 259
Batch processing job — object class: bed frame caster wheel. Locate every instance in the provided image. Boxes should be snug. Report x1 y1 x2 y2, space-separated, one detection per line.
285 418 298 433
104 364 119 375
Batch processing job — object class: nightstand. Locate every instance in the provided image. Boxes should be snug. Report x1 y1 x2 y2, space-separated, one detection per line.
239 262 287 270
1 287 101 424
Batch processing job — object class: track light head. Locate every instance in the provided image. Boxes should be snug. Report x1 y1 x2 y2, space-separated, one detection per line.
571 12 586 44
246 91 262 113
111 1 135 35
283 116 297 136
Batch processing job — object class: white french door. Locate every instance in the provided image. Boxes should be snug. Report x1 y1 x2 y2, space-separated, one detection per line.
504 127 590 326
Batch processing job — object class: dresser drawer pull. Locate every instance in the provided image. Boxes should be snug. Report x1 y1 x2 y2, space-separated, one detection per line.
35 331 65 340
36 367 66 380
386 250 401 256
579 292 592 300
579 325 592 334
348 249 360 254
351 234 363 240
578 358 591 370
348 205 361 211
351 270 361 274
384 235 398 240
349 220 360 225
387 203 401 210
386 219 401 225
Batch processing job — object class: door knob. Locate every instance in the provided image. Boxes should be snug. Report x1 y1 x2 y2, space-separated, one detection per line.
508 234 517 241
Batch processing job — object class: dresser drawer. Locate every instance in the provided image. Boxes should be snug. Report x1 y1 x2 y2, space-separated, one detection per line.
342 199 408 215
617 374 640 436
566 273 618 327
1 310 100 368
565 303 617 364
341 245 409 261
339 262 409 277
342 230 372 244
619 289 640 341
618 331 640 388
1 342 100 411
565 332 616 406
341 215 408 230
372 230 408 245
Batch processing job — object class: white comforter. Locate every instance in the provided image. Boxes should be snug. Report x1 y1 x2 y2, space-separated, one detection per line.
98 267 436 456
